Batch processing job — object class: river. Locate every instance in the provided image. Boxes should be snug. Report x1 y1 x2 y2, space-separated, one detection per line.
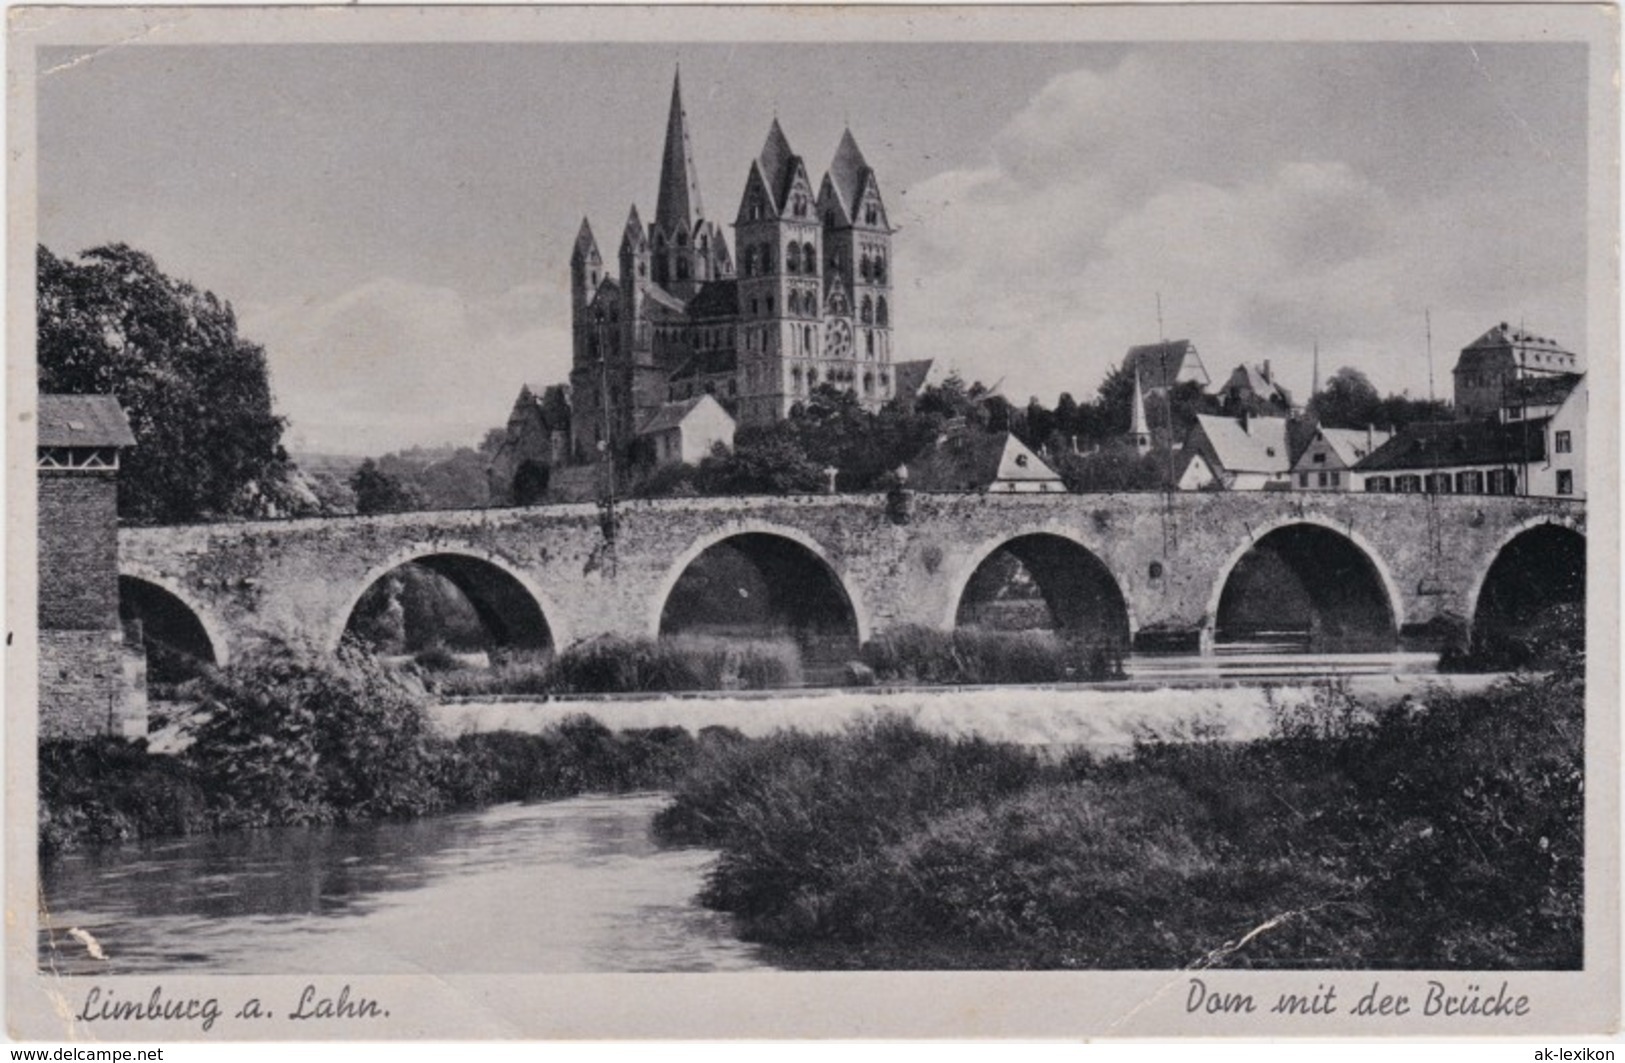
39 793 769 975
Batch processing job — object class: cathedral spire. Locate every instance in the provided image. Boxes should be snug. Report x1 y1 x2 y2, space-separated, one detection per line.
655 68 705 233
571 217 600 264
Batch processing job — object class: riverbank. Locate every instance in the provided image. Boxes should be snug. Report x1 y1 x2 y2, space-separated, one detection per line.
652 661 1583 970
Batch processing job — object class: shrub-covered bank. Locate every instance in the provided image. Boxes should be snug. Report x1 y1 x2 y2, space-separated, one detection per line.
429 635 801 698
654 657 1583 970
39 645 728 855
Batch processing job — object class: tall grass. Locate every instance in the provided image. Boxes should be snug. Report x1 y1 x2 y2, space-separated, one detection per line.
860 625 1123 685
654 659 1583 970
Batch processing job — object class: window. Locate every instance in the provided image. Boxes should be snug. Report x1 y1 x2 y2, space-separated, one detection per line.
865 204 878 225
1313 452 1326 464
1557 469 1574 495
1556 430 1573 454
1299 473 1310 487
786 243 801 273
1317 471 1328 487
1364 476 1389 493
1487 469 1513 495
874 254 886 283
859 255 871 282
1329 471 1340 487
877 297 889 326
866 331 874 357
861 296 873 325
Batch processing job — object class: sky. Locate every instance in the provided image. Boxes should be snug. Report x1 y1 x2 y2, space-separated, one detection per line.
35 38 1590 455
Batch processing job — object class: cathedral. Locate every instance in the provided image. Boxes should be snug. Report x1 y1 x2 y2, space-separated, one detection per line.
566 70 899 462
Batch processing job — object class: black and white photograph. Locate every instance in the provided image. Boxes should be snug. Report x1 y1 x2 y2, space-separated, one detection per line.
6 4 1618 1040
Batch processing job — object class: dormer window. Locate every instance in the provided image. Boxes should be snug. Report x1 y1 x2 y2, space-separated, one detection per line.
865 204 878 225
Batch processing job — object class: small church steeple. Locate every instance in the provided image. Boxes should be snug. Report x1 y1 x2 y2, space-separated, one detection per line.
1130 370 1153 454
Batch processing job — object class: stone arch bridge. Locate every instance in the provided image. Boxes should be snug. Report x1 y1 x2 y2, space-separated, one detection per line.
117 491 1585 668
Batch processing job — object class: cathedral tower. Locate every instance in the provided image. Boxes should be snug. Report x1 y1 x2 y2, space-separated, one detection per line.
735 119 824 424
817 128 894 408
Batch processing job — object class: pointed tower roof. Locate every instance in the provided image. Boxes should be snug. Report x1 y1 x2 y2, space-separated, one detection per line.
655 69 705 233
620 204 648 253
1130 371 1151 437
757 119 796 211
572 217 600 263
828 127 871 213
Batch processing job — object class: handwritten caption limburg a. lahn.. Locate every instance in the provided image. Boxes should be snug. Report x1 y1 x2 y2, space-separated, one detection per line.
75 983 389 1033
1185 977 1531 1020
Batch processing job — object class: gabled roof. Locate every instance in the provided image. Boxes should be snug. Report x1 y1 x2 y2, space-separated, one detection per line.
1124 339 1209 391
827 128 871 217
1503 371 1582 409
636 394 732 436
1463 321 1573 354
892 358 934 400
1356 419 1546 472
1192 414 1291 475
1217 362 1284 400
1304 426 1392 469
684 278 739 319
906 430 1061 492
654 69 706 234
642 284 687 316
38 394 136 448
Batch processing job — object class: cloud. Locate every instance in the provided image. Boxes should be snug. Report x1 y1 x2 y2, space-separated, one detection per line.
240 277 570 455
893 51 1585 407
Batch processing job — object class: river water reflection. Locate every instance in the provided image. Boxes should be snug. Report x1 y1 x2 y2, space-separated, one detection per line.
40 793 769 975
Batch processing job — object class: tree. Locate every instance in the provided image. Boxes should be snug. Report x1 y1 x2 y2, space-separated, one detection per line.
37 244 291 524
351 459 426 514
1309 367 1382 428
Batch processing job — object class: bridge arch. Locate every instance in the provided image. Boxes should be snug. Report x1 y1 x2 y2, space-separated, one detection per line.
1464 516 1586 656
118 567 230 668
1203 515 1404 654
327 544 563 655
945 528 1135 645
650 520 871 646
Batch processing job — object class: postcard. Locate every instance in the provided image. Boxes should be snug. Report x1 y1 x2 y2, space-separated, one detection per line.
7 4 1618 1040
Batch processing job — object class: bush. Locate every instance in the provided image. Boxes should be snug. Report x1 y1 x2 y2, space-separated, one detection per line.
183 643 457 828
435 636 802 696
861 626 1122 685
38 738 210 854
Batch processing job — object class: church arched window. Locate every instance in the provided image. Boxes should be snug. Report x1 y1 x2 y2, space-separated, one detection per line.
860 296 874 325
676 229 687 247
866 330 875 357
677 257 690 281
864 372 874 395
787 242 801 274
874 254 887 284
865 204 878 226
802 243 816 274
859 255 871 282
804 325 813 351
877 297 889 326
